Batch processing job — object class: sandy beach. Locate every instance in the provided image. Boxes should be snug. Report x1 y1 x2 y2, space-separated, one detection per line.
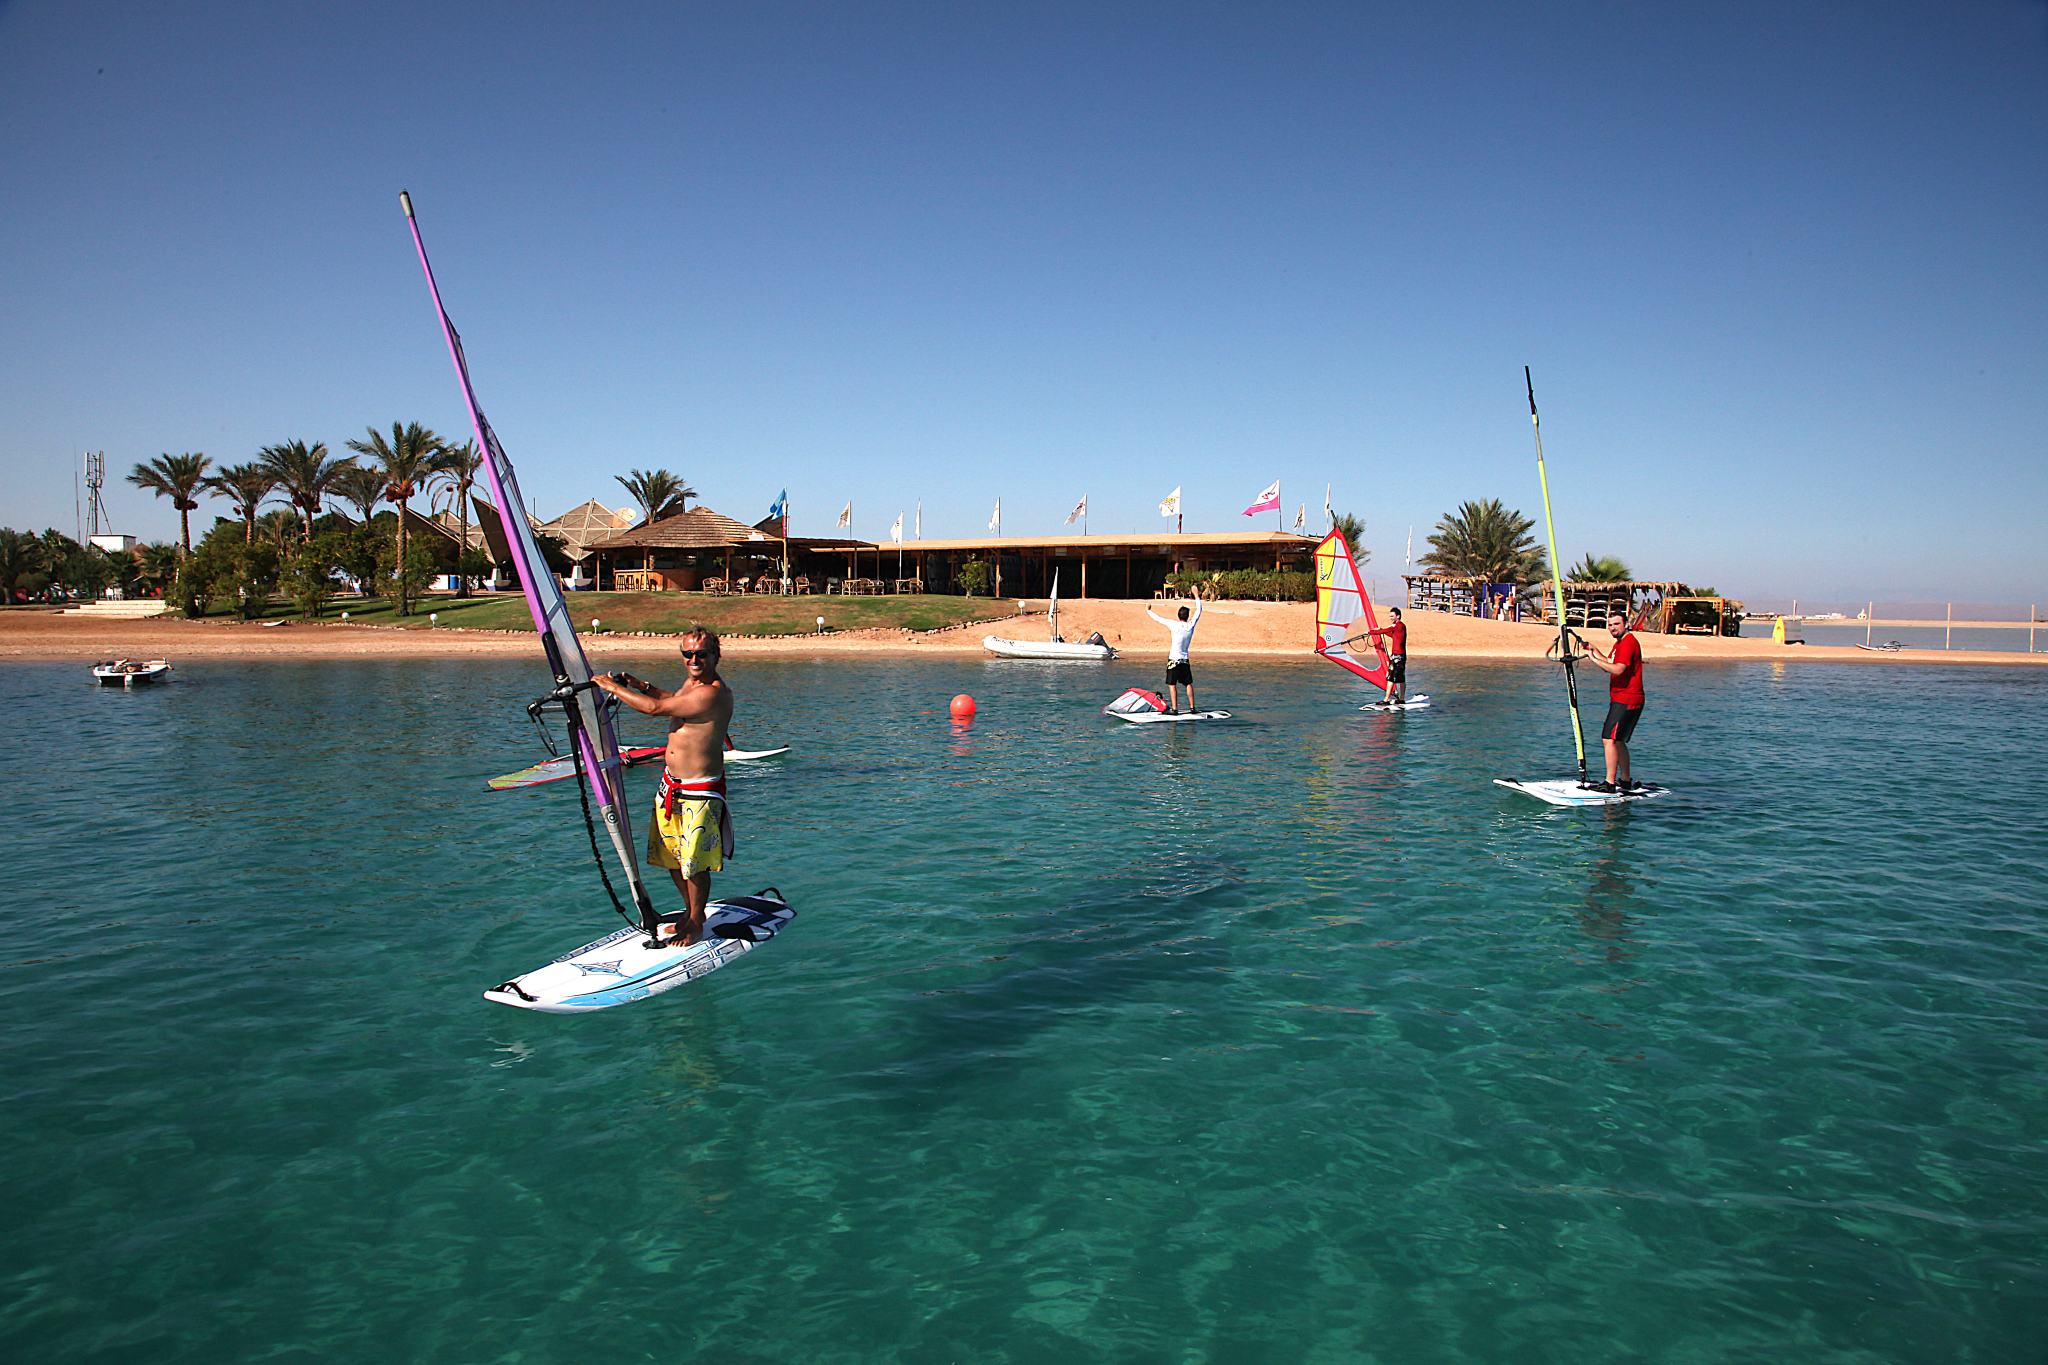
5 600 2043 667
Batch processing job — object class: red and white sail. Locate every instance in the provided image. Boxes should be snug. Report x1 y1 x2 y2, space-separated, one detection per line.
1312 530 1391 689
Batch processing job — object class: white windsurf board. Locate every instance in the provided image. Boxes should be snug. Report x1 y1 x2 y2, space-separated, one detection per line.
1494 778 1669 807
1362 693 1431 712
487 743 790 792
484 890 796 1012
1111 709 1232 724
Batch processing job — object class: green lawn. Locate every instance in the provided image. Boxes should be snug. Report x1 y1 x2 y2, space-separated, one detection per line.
219 590 1008 636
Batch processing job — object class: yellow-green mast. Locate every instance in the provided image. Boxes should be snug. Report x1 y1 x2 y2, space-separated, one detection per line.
1525 366 1587 782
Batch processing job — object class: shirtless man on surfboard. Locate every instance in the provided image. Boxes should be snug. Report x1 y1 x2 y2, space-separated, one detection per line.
594 626 734 946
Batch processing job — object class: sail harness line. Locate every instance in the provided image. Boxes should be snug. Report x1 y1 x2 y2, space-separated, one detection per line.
1526 365 1589 782
401 191 661 939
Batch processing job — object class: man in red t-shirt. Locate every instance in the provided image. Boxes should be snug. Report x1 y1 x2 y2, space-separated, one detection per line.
1366 608 1409 705
1582 614 1644 792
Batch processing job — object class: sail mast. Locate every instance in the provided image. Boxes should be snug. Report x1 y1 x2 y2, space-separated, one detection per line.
1525 366 1588 782
400 191 660 933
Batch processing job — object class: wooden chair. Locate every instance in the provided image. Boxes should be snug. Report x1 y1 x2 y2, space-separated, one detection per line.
794 576 812 595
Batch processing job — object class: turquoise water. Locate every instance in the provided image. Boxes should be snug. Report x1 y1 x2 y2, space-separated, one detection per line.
4 655 2045 1363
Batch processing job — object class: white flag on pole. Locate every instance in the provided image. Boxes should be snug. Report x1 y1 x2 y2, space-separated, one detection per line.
915 501 922 539
1158 485 1181 518
1324 483 1333 528
837 501 851 530
1242 479 1281 516
1065 495 1087 525
1293 503 1305 532
989 499 1001 534
890 513 903 544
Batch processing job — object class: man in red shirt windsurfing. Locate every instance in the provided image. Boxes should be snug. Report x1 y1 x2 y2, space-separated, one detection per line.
1365 608 1408 706
1581 614 1644 792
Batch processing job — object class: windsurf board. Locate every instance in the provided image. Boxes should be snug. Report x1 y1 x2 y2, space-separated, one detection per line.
1494 778 1669 807
484 890 796 1012
1362 693 1431 712
487 743 790 791
1111 709 1232 724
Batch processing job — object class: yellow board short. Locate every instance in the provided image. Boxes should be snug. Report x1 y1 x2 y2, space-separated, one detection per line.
647 796 725 876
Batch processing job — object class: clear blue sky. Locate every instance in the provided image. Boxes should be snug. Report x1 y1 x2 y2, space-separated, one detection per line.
3 0 2043 607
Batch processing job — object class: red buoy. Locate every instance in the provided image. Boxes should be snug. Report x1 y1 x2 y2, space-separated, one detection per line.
949 693 977 719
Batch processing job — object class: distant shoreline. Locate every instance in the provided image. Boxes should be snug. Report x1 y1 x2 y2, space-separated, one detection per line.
5 601 2044 668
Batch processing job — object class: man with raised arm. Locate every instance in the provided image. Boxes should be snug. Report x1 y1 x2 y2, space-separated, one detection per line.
1580 613 1645 793
1145 591 1205 714
593 626 734 946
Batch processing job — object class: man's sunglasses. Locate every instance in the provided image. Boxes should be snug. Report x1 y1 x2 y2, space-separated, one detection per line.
680 649 715 660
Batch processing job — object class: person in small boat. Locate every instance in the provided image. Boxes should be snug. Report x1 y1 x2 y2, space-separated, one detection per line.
594 626 734 947
1364 608 1409 705
1145 592 1204 713
1579 614 1645 793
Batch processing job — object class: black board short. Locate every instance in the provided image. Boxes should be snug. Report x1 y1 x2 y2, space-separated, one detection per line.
1387 654 1406 684
1165 659 1193 685
1601 700 1644 743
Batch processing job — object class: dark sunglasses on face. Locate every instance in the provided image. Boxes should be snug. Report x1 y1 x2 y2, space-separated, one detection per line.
680 649 714 660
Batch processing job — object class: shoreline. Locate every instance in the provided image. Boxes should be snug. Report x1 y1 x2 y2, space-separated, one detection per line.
5 602 2044 667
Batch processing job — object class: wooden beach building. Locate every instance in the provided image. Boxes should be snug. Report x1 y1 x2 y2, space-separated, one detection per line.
1403 573 1743 635
586 507 1319 599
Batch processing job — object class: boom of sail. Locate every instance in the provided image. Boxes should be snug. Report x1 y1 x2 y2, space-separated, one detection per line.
1312 529 1391 689
400 191 659 935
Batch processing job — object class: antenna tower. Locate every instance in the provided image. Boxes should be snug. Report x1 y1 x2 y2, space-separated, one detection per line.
84 452 111 539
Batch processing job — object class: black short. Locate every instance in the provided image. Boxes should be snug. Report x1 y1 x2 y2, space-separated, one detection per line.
1165 659 1193 685
1601 701 1643 743
1387 654 1406 684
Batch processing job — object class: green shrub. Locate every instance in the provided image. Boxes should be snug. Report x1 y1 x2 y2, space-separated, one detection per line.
1164 568 1315 601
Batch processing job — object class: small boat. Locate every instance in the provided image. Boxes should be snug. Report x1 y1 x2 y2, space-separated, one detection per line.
92 658 171 687
983 636 1115 660
1855 640 1907 652
983 571 1116 660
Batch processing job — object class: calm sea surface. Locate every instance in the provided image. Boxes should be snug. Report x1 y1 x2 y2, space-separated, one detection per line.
4 654 2045 1363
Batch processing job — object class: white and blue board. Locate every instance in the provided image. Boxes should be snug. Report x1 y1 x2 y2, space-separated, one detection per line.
1494 778 1669 807
484 890 796 1012
1362 693 1431 712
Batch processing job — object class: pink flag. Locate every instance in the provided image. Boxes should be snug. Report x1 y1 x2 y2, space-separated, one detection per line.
1242 479 1281 516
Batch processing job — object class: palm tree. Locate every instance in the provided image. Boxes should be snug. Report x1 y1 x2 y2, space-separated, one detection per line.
254 509 300 555
0 528 43 600
204 463 278 544
346 421 445 615
127 452 213 557
429 439 484 597
615 468 693 524
332 464 389 524
260 441 355 541
135 542 181 597
1568 553 1632 583
1334 512 1368 561
1420 498 1546 584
